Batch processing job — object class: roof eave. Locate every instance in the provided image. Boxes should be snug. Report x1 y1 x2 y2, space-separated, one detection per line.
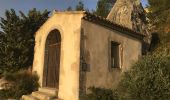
83 12 145 41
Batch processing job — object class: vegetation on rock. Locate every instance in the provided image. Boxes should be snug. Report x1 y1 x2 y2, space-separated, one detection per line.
148 0 170 53
147 0 170 33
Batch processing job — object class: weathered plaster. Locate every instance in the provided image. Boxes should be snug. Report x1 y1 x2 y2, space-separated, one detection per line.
32 11 84 100
81 20 142 91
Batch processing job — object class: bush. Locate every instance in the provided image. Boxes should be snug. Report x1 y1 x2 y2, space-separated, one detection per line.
117 55 170 100
80 87 118 100
0 70 39 99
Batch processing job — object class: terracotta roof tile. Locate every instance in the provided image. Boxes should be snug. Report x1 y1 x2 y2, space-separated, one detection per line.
83 12 145 41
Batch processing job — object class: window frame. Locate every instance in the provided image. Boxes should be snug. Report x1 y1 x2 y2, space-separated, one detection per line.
108 40 123 71
111 41 120 68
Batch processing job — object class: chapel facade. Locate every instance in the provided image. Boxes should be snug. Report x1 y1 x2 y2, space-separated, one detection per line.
21 0 152 99
21 11 145 100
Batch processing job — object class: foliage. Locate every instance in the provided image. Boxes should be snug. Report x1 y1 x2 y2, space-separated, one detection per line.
148 0 170 13
0 70 39 99
148 0 170 55
147 0 170 33
75 1 84 11
0 9 49 74
67 6 73 11
95 0 115 17
66 1 88 11
149 32 170 56
117 54 170 100
149 32 160 51
80 87 118 100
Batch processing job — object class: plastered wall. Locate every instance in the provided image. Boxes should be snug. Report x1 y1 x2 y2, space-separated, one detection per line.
81 20 142 91
32 12 84 100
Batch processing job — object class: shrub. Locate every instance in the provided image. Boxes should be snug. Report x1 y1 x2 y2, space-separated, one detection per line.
80 87 118 100
117 55 170 100
0 70 39 99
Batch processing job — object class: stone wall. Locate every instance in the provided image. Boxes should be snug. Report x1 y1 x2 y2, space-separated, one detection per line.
107 0 151 44
81 20 142 92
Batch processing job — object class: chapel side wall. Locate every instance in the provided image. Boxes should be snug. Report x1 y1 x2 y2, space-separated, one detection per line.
32 12 84 100
81 20 142 91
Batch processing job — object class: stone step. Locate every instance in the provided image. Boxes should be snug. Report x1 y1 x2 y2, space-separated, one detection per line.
22 95 38 100
32 91 57 100
38 87 58 96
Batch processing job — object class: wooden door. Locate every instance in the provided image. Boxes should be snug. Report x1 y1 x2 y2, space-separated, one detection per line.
46 43 60 88
43 29 61 89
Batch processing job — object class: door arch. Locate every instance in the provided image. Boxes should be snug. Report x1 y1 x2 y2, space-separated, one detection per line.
43 29 61 88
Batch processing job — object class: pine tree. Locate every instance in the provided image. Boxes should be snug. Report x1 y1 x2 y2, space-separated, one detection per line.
0 8 49 74
95 0 116 17
75 1 84 11
67 6 73 11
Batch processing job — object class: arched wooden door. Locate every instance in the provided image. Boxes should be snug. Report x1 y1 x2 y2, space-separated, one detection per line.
43 29 61 89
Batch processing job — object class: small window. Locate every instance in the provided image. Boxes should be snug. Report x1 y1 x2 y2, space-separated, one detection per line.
111 41 120 68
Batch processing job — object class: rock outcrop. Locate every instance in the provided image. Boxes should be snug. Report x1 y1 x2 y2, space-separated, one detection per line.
107 0 151 44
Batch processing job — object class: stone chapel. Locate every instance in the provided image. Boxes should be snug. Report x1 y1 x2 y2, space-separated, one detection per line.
22 0 149 100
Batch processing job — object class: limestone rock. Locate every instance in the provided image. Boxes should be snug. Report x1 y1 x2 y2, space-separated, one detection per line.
107 0 151 44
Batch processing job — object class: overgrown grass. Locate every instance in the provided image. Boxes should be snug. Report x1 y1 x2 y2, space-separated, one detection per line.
0 70 39 99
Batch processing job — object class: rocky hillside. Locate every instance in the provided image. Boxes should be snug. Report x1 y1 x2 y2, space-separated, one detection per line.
107 0 151 44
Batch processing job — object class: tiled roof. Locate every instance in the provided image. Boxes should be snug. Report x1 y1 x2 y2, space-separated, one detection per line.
83 12 145 41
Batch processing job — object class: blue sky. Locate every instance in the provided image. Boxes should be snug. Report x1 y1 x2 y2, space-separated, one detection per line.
0 0 148 18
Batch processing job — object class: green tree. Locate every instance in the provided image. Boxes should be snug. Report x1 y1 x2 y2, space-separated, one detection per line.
0 8 49 74
95 0 115 17
75 1 84 11
66 6 73 11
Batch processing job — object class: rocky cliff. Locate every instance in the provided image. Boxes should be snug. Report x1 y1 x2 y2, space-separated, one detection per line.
107 0 151 44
